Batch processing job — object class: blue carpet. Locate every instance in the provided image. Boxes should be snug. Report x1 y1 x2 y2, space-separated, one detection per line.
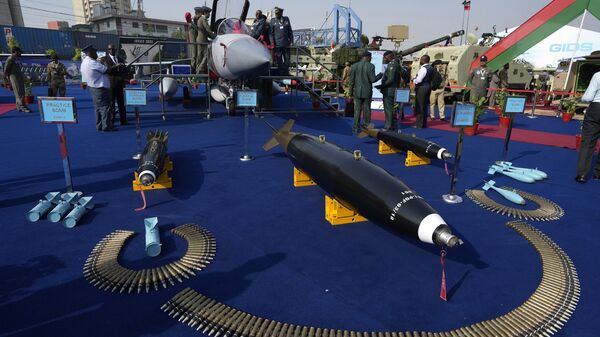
0 85 598 337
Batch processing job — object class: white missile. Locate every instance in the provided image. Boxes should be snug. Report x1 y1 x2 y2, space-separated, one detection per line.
159 77 178 99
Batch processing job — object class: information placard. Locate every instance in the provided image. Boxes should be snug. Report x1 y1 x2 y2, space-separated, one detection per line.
125 89 148 106
38 97 77 124
504 96 527 114
236 90 258 107
451 102 476 128
172 64 192 75
394 88 410 103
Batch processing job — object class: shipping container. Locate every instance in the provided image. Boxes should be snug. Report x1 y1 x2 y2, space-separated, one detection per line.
72 31 120 53
0 25 75 59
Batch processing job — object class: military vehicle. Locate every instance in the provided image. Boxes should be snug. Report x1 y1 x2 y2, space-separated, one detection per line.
551 51 600 94
410 44 532 100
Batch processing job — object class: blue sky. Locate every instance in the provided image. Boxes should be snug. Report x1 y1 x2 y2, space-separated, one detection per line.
21 0 600 47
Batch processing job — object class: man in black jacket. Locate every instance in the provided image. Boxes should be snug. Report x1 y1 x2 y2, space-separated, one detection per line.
101 44 127 125
251 10 269 46
413 55 433 128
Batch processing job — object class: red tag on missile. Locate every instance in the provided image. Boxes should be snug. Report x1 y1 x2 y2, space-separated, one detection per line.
135 189 147 212
440 249 447 301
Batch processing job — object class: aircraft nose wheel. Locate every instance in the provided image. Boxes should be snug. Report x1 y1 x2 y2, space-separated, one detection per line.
226 98 236 116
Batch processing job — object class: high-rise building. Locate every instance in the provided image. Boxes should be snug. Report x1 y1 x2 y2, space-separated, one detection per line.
0 0 25 27
72 0 132 24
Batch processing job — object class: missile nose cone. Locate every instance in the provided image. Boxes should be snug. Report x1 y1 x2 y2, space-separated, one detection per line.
442 151 453 160
227 37 271 78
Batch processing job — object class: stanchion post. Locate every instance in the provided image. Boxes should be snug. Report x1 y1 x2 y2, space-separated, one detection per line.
57 123 74 192
238 90 257 162
133 107 142 159
500 96 527 160
125 89 147 159
240 107 255 162
528 89 538 119
443 127 464 204
501 114 515 161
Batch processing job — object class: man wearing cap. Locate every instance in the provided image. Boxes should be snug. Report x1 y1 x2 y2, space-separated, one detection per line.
195 6 216 74
101 44 128 125
46 54 67 97
80 46 116 132
3 47 31 113
468 55 491 104
378 51 401 130
349 51 383 133
270 7 293 75
187 7 202 72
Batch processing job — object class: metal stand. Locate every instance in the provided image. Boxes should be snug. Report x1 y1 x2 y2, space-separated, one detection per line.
500 114 515 161
57 124 74 192
132 107 142 160
527 89 538 119
443 128 464 204
240 108 255 162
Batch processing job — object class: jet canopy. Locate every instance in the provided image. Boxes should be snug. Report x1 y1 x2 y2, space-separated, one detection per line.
217 18 250 35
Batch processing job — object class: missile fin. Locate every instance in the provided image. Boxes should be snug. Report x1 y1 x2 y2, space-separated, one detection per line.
262 119 295 151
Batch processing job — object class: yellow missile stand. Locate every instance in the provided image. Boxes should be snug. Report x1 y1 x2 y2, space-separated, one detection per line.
132 157 174 191
293 167 316 187
325 195 367 226
378 140 401 155
378 140 431 167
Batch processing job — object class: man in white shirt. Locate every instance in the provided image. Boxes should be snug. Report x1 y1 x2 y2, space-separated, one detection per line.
80 46 115 132
413 54 433 128
575 71 600 182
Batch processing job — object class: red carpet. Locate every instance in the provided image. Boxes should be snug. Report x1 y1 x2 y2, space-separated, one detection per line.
0 103 15 116
372 111 583 150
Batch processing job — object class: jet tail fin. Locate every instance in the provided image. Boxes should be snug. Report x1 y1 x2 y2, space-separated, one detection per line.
263 119 295 151
357 123 375 139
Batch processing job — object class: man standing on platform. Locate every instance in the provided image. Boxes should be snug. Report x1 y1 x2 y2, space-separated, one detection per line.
349 51 382 133
101 44 127 125
413 54 433 128
47 54 67 97
187 7 203 72
196 6 216 74
575 71 600 183
81 46 115 132
251 10 270 46
270 7 293 75
3 47 31 113
378 51 400 130
468 55 491 104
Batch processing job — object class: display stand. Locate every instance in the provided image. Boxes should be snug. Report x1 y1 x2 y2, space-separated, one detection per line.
125 89 147 160
293 167 316 187
132 157 173 191
378 140 401 155
38 97 78 192
237 90 258 162
443 102 476 204
527 90 538 119
405 151 431 166
325 195 367 226
395 88 411 130
500 96 527 161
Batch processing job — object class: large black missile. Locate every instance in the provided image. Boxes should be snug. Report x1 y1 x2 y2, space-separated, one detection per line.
264 120 461 248
138 130 169 186
359 124 452 161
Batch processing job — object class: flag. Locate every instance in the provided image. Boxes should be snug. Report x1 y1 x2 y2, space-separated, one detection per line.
462 0 471 11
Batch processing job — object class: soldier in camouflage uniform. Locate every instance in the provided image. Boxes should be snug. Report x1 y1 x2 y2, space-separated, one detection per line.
468 55 491 103
195 6 216 74
46 54 67 97
3 47 31 112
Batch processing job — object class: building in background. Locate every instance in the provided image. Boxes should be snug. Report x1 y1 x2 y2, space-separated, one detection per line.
48 21 70 30
72 0 132 24
0 0 25 27
90 14 186 39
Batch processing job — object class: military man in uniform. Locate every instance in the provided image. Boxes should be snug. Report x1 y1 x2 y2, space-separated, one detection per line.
187 7 203 72
342 61 351 97
251 10 269 46
195 6 216 74
378 51 400 130
349 51 382 133
499 63 510 89
3 47 31 113
269 7 293 75
468 55 491 103
46 54 67 97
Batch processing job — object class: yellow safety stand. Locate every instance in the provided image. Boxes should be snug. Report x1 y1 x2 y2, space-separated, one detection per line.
325 195 367 226
293 167 316 187
405 151 431 166
378 140 401 155
132 157 174 191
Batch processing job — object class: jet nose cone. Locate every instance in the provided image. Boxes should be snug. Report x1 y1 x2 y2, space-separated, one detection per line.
227 37 271 78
